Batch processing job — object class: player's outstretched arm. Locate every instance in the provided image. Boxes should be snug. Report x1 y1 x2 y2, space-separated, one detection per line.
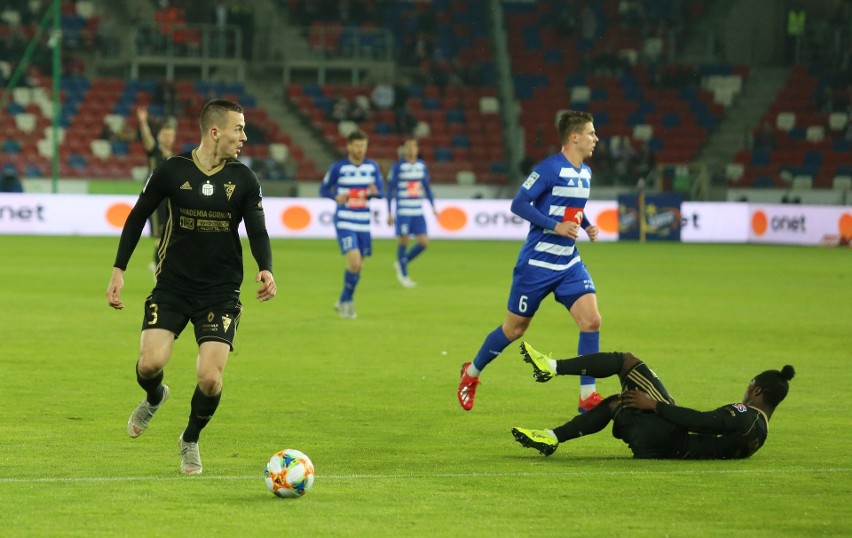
255 270 277 302
106 267 125 310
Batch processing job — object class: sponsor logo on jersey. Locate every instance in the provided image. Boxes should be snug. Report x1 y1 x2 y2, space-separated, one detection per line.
522 171 539 190
180 181 192 190
201 181 215 196
733 403 748 413
563 207 584 223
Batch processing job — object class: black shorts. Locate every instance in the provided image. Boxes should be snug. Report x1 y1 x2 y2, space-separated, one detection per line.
612 361 680 458
142 289 242 350
612 408 683 459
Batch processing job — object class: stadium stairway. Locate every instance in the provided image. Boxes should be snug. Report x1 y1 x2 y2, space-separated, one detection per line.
242 76 335 182
696 66 790 173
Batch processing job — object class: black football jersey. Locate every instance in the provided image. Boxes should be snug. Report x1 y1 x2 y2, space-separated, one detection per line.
114 150 272 295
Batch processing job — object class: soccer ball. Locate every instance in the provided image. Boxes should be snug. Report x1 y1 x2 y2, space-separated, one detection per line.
265 449 315 498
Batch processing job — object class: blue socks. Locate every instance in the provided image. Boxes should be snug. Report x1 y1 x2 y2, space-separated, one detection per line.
339 270 360 302
578 331 600 395
472 326 512 372
396 244 408 276
407 243 426 263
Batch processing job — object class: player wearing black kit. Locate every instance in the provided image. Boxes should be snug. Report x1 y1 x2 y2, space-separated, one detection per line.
512 342 795 460
137 106 176 271
106 99 277 474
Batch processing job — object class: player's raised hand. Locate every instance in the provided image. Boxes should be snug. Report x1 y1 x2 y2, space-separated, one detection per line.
106 268 125 310
255 270 277 302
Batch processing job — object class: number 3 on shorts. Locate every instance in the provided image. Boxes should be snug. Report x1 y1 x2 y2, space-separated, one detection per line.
518 295 528 313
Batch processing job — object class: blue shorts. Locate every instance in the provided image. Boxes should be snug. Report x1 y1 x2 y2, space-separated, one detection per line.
336 228 372 256
506 259 596 317
395 215 428 237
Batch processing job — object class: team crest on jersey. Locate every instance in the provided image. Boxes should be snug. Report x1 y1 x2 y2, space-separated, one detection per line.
201 180 215 196
224 181 236 200
522 171 539 190
733 403 748 413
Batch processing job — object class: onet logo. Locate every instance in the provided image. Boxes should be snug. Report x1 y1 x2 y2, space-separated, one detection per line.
0 204 46 221
106 203 133 228
281 205 311 230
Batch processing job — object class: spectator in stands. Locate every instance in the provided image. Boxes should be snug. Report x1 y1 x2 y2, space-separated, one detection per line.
331 91 353 122
0 167 24 193
154 79 180 118
611 136 635 184
97 13 121 57
392 82 412 134
752 120 777 153
579 5 598 41
631 141 656 182
786 2 806 65
137 106 176 275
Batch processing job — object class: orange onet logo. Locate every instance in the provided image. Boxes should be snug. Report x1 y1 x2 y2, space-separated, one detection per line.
106 203 133 228
281 205 311 230
437 206 467 231
595 208 618 234
751 210 768 236
839 213 852 237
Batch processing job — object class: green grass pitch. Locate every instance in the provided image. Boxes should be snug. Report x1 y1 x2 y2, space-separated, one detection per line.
0 236 849 536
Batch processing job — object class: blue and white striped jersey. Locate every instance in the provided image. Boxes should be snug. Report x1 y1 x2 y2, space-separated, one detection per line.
515 152 592 272
320 158 384 233
386 159 435 217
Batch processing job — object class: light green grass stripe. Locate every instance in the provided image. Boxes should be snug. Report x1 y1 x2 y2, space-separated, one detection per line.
2 467 849 484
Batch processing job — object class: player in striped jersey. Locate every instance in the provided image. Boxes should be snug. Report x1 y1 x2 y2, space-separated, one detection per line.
320 129 384 319
458 110 603 412
386 137 437 288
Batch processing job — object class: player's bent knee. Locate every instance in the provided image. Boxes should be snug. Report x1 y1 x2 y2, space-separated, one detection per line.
619 352 641 377
137 356 166 376
504 325 527 341
582 314 602 332
197 374 222 396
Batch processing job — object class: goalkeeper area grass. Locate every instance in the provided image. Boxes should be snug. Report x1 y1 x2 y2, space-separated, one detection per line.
0 236 848 536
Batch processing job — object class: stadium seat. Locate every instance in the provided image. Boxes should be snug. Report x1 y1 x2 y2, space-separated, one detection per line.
632 124 653 141
103 114 125 135
12 87 32 107
775 112 796 131
14 113 37 133
479 96 499 114
832 175 852 190
805 126 824 143
130 165 149 181
791 175 813 190
456 170 476 185
725 163 744 183
828 112 848 132
570 86 591 104
336 120 359 137
269 143 289 163
91 139 112 160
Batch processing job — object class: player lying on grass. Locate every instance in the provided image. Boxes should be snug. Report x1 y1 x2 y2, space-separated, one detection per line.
512 342 795 459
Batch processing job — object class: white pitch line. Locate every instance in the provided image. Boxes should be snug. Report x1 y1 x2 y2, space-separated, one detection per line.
0 467 849 484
